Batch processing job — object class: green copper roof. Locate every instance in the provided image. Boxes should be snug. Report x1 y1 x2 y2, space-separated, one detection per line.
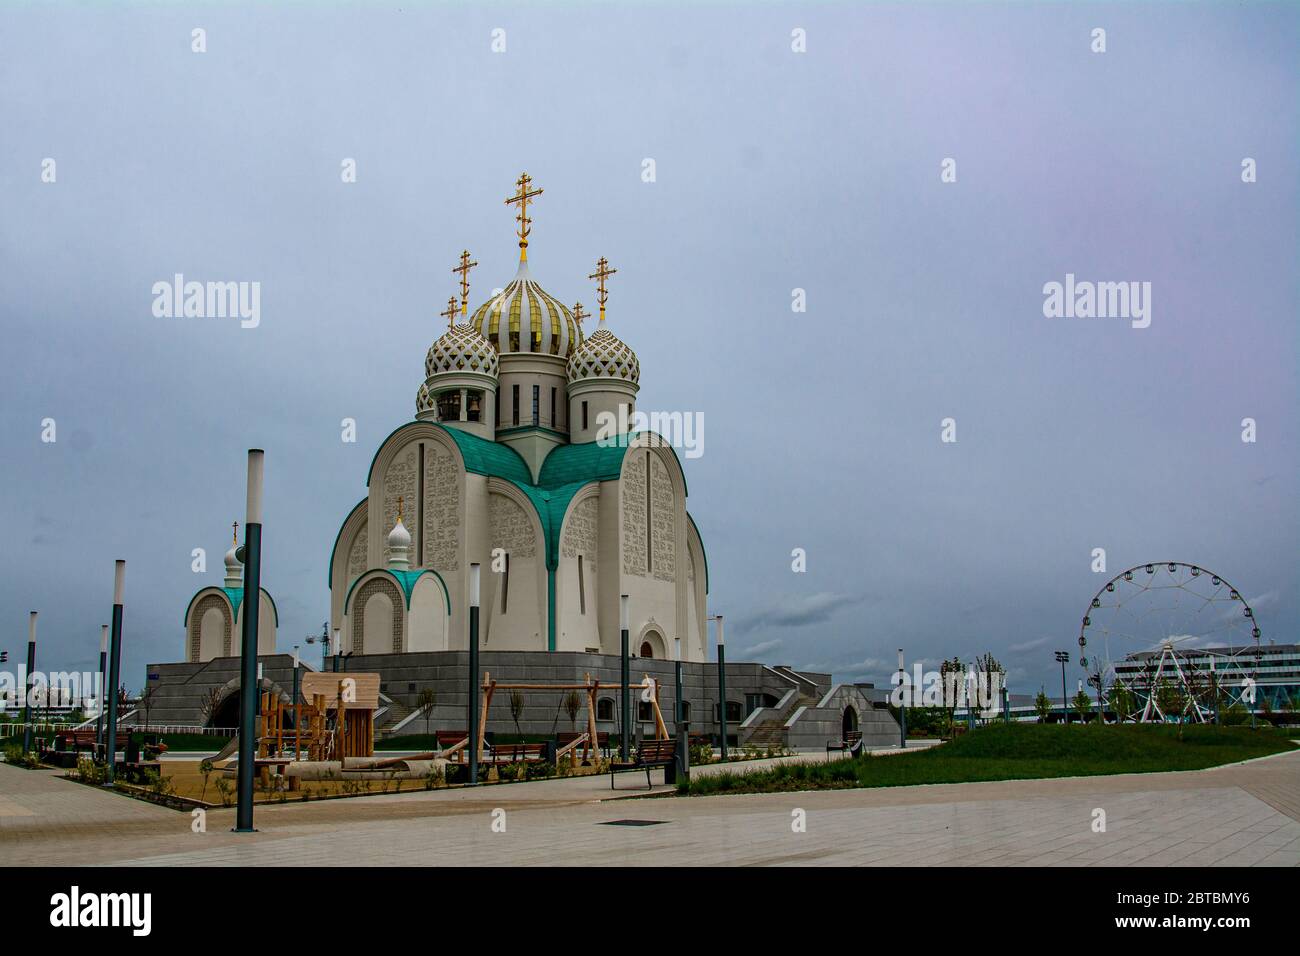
183 586 280 627
537 439 631 487
343 568 450 615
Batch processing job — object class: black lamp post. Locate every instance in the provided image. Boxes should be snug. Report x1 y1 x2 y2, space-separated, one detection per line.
96 625 108 754
235 449 265 833
468 563 481 784
1055 651 1070 725
898 647 907 748
22 612 36 754
104 562 126 784
619 595 630 762
711 614 726 761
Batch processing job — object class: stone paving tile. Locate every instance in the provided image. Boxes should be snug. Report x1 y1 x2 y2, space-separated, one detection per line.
3 751 1299 866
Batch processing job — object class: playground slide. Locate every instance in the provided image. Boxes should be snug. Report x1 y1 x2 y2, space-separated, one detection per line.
211 734 239 763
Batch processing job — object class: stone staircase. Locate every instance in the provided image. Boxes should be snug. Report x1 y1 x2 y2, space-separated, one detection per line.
744 718 787 748
375 698 412 737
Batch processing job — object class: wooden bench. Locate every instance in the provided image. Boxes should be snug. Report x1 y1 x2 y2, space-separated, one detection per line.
53 730 128 753
488 741 548 764
611 737 677 790
826 730 863 758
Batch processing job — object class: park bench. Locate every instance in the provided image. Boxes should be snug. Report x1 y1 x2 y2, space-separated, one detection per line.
610 737 677 790
488 741 549 764
826 730 863 758
52 730 128 753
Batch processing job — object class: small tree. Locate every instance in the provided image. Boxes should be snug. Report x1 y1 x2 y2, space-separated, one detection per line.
1111 684 1136 722
1155 678 1186 722
138 685 157 731
509 689 525 738
972 652 1005 711
1072 689 1093 723
199 687 223 728
939 656 965 734
563 690 582 732
416 687 437 737
1034 688 1052 723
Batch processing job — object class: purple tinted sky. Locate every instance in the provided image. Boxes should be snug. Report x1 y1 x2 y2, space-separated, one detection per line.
0 2 1295 697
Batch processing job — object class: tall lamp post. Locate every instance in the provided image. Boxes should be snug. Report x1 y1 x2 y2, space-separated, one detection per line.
709 614 726 761
104 562 126 783
22 612 37 754
897 648 907 749
619 595 631 762
96 624 108 752
235 449 265 833
468 563 480 784
1054 651 1069 725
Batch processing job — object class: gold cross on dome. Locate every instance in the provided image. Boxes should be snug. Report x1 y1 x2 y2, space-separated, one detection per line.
232 520 239 545
505 172 543 256
588 257 617 322
440 296 459 328
572 302 588 336
453 250 477 315
397 496 404 523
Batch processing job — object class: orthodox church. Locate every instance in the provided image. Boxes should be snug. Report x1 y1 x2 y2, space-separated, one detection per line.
184 174 709 664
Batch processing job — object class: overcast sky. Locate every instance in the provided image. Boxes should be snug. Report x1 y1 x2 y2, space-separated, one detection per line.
1 2 1295 699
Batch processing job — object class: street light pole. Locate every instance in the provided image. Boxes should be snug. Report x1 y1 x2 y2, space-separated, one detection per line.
235 449 265 833
22 612 36 754
710 614 727 761
897 647 907 749
620 595 630 762
468 563 481 785
1055 651 1069 726
104 562 126 784
96 624 108 753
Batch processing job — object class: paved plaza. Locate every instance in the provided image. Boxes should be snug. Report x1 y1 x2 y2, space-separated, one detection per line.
1 750 1297 866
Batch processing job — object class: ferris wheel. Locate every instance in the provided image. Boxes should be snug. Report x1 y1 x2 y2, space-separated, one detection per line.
1077 562 1262 723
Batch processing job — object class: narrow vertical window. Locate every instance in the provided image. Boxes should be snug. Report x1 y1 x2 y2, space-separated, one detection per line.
577 554 586 615
582 401 588 431
532 385 540 425
512 385 519 426
550 387 557 427
645 451 653 574
501 552 510 614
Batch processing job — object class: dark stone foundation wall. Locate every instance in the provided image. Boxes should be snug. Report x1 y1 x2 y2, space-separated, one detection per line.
145 651 832 741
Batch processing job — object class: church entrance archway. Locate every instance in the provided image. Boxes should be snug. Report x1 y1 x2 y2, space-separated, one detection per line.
637 628 666 660
208 690 241 730
842 705 859 737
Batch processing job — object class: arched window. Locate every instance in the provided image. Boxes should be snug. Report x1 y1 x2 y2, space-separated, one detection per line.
715 701 743 723
639 641 654 658
596 697 615 721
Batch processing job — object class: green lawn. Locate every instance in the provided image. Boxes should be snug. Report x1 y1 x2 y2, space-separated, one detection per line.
678 723 1298 796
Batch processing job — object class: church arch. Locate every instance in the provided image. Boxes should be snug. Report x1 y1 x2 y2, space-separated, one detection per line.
187 591 233 662
636 624 667 660
354 576 404 654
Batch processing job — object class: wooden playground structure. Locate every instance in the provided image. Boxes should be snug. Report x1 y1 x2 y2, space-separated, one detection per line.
480 670 668 764
233 669 668 783
373 671 669 768
248 673 379 771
